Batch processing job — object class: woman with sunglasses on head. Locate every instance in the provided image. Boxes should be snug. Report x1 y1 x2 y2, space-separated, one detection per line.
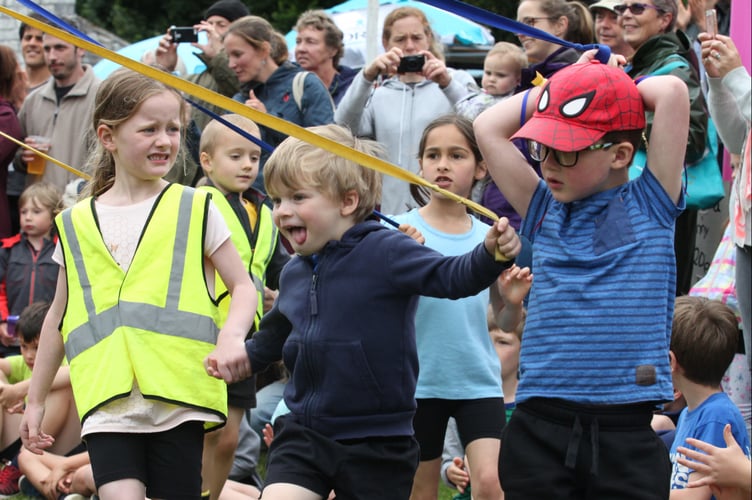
515 0 594 92
621 0 709 296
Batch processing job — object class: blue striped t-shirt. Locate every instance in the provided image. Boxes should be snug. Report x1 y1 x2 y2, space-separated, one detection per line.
517 168 684 405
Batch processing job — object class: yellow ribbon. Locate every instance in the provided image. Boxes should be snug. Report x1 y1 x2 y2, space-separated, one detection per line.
0 130 91 180
0 7 498 221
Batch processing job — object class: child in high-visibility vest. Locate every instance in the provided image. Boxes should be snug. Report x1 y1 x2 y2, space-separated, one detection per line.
20 69 256 500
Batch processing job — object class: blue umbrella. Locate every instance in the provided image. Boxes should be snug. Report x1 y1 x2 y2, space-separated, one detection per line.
285 0 494 68
93 34 208 80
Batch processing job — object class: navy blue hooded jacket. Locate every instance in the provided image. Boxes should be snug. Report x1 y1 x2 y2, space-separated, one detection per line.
245 220 513 440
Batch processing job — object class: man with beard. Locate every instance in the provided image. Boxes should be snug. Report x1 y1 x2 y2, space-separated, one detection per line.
15 18 99 192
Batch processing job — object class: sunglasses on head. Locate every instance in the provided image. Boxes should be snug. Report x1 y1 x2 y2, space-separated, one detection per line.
613 3 661 15
526 140 614 167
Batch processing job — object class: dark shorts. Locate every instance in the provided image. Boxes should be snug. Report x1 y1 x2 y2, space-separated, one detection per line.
499 398 671 500
413 397 505 460
264 415 420 499
86 421 204 500
227 373 257 409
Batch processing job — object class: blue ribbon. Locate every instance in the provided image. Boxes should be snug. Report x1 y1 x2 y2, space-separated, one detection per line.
416 0 611 63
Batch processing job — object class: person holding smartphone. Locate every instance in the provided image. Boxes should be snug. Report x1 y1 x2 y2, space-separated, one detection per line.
334 6 478 215
156 0 250 132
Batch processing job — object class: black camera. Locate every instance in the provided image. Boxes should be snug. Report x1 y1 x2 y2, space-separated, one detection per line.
169 26 199 44
397 55 426 73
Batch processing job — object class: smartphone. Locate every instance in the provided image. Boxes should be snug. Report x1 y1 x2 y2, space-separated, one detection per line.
169 26 199 44
397 55 426 74
705 9 717 38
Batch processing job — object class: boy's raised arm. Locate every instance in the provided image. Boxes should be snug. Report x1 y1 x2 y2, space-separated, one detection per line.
638 75 690 204
475 89 542 220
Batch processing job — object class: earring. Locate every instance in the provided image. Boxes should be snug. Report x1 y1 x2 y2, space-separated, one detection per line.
262 58 267 66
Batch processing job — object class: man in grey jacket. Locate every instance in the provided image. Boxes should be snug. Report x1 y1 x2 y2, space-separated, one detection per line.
16 19 100 193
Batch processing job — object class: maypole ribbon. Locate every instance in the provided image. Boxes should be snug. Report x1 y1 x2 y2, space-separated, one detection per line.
0 5 498 222
0 130 91 180
416 0 611 63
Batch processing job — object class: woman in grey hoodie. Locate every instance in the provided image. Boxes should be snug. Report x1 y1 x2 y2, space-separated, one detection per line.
334 6 477 215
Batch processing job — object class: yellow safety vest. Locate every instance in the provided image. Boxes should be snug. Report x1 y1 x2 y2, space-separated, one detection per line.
199 186 278 330
56 184 226 428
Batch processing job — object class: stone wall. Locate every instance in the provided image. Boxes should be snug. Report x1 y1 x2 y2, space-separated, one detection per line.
0 0 128 66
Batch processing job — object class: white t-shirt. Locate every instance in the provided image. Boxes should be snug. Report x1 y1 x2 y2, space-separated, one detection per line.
54 193 230 435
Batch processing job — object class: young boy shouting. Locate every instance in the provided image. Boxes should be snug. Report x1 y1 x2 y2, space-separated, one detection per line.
207 123 521 499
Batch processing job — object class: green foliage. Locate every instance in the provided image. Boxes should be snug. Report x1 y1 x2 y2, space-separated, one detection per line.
76 0 521 44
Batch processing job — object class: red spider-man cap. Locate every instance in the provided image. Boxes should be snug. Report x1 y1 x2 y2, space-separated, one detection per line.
512 61 646 152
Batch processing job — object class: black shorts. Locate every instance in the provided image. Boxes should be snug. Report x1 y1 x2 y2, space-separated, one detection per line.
499 398 670 500
413 397 505 460
227 373 257 409
86 421 204 499
264 415 420 499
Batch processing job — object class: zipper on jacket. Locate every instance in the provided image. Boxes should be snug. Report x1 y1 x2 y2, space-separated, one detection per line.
309 273 318 316
27 240 40 306
302 258 321 427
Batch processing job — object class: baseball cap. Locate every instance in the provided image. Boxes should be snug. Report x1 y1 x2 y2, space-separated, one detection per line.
512 61 645 152
589 0 621 14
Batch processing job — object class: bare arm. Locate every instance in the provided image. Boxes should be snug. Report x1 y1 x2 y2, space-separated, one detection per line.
205 238 256 383
638 75 689 204
20 267 67 454
475 89 542 219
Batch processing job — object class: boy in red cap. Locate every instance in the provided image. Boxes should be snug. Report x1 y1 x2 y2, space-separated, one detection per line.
475 56 690 499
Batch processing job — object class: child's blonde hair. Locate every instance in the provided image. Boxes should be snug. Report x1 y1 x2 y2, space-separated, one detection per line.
18 182 64 219
264 124 383 222
486 42 528 70
200 114 261 156
83 69 186 198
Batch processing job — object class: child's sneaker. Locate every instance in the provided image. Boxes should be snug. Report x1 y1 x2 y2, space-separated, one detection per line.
0 459 21 497
18 474 43 497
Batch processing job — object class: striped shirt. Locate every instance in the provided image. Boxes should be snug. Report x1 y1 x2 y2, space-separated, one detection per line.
518 168 684 405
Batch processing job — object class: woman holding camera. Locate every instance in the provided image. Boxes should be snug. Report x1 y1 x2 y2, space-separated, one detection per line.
223 15 334 193
334 6 477 215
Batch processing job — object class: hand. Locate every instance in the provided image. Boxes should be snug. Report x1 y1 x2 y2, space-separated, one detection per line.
244 90 267 113
576 48 626 68
446 456 470 493
698 33 743 79
263 286 278 314
363 47 403 82
0 322 13 347
192 21 223 59
676 424 752 493
20 136 48 165
486 217 521 262
262 422 275 448
398 223 425 245
421 52 451 88
42 464 74 500
497 264 533 307
20 402 55 455
204 333 251 383
155 29 179 72
0 382 25 409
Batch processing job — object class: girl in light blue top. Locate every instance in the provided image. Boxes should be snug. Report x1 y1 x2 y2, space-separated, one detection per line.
393 114 505 500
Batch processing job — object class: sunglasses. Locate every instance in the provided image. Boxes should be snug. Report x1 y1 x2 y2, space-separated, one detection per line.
613 3 661 15
527 140 614 167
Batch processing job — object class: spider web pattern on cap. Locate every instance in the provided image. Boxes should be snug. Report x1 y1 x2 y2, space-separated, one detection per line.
512 61 645 152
